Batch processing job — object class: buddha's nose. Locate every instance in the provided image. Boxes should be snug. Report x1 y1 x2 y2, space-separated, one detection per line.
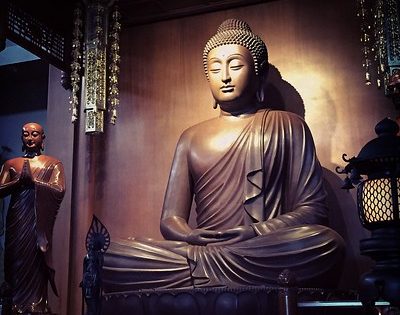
221 66 231 83
222 73 231 83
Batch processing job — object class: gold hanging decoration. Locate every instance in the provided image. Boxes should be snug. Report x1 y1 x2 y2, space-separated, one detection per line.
69 0 121 134
69 4 83 123
108 5 121 125
84 2 107 134
357 0 400 107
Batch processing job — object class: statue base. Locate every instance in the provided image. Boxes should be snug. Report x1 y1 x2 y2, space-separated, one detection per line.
101 286 364 315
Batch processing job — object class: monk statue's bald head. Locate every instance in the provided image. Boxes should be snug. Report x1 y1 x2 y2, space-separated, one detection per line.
21 122 45 154
203 19 268 79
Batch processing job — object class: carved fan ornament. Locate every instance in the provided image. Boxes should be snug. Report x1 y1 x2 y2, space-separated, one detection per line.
85 215 110 253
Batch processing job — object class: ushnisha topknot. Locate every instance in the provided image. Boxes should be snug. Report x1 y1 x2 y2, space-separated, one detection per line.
203 19 268 79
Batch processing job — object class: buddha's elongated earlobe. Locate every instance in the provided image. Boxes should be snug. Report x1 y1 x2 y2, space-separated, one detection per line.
41 134 45 151
256 87 264 104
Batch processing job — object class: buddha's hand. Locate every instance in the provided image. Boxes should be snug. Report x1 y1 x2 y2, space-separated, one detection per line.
186 229 234 246
19 159 33 187
213 225 257 245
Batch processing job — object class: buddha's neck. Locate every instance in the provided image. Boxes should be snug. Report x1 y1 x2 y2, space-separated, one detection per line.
219 104 260 118
24 151 41 158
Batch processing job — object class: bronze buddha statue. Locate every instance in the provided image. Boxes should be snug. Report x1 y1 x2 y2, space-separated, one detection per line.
102 19 345 292
0 123 65 313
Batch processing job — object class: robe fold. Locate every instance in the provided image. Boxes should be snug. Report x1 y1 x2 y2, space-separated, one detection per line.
102 109 344 293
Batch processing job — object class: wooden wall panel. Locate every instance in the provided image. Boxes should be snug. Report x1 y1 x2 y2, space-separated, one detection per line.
45 0 398 314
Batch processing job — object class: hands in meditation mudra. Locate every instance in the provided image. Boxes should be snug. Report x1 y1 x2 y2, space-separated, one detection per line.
102 19 345 292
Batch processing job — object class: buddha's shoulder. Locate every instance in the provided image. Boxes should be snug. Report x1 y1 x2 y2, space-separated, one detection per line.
179 116 220 139
3 156 24 167
38 154 63 165
267 109 305 121
265 110 316 141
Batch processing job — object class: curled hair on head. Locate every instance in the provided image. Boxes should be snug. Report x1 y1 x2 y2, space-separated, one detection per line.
203 19 268 79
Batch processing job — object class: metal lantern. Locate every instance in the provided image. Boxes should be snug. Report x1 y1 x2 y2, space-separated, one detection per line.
337 117 400 308
358 176 400 229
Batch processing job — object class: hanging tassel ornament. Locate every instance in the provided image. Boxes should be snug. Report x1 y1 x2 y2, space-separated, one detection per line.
108 3 121 125
83 2 108 133
69 4 83 123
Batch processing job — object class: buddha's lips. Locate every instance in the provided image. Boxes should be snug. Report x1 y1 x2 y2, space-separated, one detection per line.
221 85 234 92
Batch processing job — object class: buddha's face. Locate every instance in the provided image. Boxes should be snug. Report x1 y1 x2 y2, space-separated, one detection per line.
207 44 258 113
22 123 44 152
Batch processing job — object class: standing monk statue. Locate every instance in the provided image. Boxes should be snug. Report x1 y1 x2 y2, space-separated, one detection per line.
102 19 345 292
0 123 65 314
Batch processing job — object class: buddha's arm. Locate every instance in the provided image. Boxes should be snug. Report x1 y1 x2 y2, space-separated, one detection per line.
255 172 327 235
251 196 328 235
34 161 65 253
0 161 21 198
160 131 194 241
34 161 66 195
251 114 328 235
160 131 231 245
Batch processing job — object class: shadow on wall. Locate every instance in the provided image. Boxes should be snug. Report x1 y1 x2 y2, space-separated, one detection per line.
263 63 305 118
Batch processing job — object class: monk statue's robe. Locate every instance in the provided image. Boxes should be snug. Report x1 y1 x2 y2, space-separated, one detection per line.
2 158 65 313
102 109 344 293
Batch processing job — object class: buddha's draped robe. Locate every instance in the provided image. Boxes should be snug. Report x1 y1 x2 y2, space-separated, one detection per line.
4 159 65 313
102 110 344 293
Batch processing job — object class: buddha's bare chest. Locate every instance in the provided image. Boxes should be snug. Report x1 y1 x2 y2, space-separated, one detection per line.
188 119 252 179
